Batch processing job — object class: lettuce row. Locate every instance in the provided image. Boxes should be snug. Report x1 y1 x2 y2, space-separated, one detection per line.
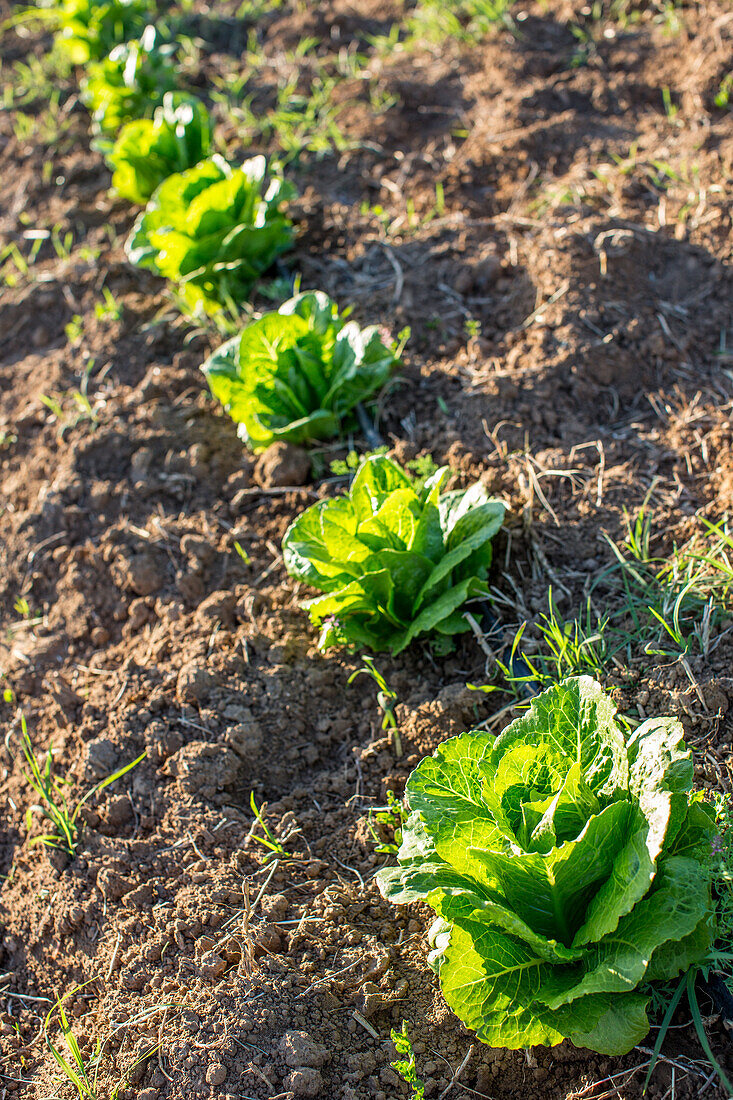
126 153 296 314
80 25 177 136
107 92 211 204
282 455 505 654
378 677 715 1055
202 291 401 451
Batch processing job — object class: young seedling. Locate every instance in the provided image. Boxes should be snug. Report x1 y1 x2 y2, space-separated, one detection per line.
21 718 145 856
94 286 122 323
348 657 398 731
247 791 301 863
367 790 404 856
390 1021 425 1100
44 987 100 1099
43 985 165 1100
40 360 101 439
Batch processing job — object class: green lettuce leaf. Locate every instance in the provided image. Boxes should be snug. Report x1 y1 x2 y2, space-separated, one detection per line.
80 25 177 136
56 0 152 64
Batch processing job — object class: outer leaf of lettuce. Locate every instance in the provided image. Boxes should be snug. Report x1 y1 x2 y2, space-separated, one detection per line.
539 856 710 1007
645 914 715 982
572 715 694 947
438 918 566 1049
551 993 651 1056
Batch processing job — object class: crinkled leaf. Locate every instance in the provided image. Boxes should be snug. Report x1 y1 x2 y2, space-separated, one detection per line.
438 918 565 1049
541 856 710 1006
490 677 628 803
573 715 694 947
645 914 715 982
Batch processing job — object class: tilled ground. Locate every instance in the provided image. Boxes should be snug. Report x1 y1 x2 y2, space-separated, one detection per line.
1 1 732 1098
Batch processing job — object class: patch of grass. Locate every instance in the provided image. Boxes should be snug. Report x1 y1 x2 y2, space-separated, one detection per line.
21 718 145 855
482 509 733 701
40 361 105 438
43 986 170 1100
602 508 733 661
233 72 355 161
404 0 514 45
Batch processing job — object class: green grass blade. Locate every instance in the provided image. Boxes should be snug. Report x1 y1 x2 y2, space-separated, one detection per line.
686 970 733 1096
643 973 686 1092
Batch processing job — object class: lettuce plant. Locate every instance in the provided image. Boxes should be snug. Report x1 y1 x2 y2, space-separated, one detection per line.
126 154 296 314
80 25 177 136
55 0 152 64
282 455 505 653
202 292 402 451
107 92 211 204
378 676 716 1055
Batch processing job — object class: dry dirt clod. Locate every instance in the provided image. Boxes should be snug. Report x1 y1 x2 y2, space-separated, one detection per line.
205 1063 227 1086
254 442 311 487
125 552 163 596
195 590 236 627
223 711 263 758
163 743 239 800
279 1030 330 1069
83 736 120 780
176 662 216 704
198 951 227 981
284 1067 325 1098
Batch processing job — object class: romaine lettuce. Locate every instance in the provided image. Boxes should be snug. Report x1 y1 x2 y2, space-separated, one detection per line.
202 291 401 451
282 454 505 653
378 676 716 1055
126 153 296 314
107 92 211 204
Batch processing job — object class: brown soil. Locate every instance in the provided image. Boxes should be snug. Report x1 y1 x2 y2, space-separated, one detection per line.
1 2 732 1099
